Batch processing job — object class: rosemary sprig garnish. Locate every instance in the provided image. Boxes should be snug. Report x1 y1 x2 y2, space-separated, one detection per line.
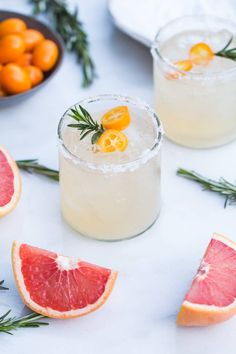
0 310 48 334
68 105 104 144
0 280 8 291
16 159 59 181
177 168 236 207
29 0 96 87
215 35 236 61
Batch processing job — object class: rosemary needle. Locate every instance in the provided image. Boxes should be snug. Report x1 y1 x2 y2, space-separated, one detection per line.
68 105 104 144
0 282 47 334
16 159 59 181
0 280 8 291
215 35 236 62
177 168 236 207
0 310 48 334
29 0 96 87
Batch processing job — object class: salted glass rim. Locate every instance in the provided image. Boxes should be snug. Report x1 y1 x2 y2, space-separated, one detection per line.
58 94 164 173
151 15 236 79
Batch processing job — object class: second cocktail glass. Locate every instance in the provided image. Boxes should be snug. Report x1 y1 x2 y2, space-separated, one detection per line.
152 16 236 148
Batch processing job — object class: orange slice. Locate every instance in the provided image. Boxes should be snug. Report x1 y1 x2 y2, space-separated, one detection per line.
12 241 118 319
177 233 236 326
189 42 214 65
0 146 21 216
166 60 193 79
101 106 131 130
97 129 128 152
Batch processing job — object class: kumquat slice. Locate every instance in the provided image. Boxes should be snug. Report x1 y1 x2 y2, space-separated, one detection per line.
101 106 131 131
189 42 214 65
97 129 128 153
166 59 193 79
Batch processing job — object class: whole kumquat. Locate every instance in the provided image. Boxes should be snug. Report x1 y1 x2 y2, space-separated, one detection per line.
32 39 59 72
0 87 7 97
1 63 32 94
0 17 60 97
189 42 214 65
13 52 32 67
101 106 131 131
0 18 27 37
21 29 44 52
97 129 128 152
25 65 44 87
0 34 25 64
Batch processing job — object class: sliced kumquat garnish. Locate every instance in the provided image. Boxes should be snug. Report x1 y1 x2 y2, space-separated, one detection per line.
101 106 131 131
97 129 128 153
175 59 193 72
166 59 193 80
189 42 214 65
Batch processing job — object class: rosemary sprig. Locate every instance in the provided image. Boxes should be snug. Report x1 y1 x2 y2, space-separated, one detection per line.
0 310 48 335
215 36 236 61
177 168 236 207
68 105 104 144
0 280 8 291
29 0 96 87
16 159 59 181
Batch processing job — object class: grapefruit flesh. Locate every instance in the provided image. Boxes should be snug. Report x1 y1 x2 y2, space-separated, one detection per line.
0 146 21 216
12 241 118 318
177 233 236 326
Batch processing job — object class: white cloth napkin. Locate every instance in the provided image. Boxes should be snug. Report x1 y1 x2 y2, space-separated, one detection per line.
109 0 236 46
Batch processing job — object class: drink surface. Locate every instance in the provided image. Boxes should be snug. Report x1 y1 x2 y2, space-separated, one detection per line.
160 29 236 74
62 106 158 167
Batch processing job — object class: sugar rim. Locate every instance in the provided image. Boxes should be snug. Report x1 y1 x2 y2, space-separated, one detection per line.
151 15 236 80
58 94 164 173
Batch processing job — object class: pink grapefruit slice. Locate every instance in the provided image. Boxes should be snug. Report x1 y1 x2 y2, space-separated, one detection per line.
177 233 236 326
0 145 21 217
12 241 118 319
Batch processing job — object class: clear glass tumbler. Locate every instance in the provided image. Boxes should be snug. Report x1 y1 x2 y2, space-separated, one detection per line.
151 16 236 148
58 94 163 241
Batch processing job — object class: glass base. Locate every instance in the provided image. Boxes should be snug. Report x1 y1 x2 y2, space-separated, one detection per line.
62 212 160 242
165 133 236 149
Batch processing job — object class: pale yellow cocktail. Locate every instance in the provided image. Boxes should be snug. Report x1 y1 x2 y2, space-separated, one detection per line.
58 95 163 241
152 16 236 148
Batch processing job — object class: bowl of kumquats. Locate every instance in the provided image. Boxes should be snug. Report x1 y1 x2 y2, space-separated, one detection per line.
0 10 63 106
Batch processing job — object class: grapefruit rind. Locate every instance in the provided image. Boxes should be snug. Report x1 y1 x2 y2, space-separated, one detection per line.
177 299 236 326
0 146 21 217
12 241 118 319
177 233 236 326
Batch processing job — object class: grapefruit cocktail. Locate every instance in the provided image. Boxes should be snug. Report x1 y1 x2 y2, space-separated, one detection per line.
152 16 236 148
58 95 163 241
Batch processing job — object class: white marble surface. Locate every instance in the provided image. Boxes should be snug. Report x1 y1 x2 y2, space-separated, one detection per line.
0 0 236 353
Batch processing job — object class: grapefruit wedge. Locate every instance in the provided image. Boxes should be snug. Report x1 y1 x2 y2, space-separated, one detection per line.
177 233 236 326
0 146 21 216
12 241 118 319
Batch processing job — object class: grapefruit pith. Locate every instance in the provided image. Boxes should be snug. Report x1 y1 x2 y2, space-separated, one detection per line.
0 146 21 217
12 241 118 319
177 233 236 326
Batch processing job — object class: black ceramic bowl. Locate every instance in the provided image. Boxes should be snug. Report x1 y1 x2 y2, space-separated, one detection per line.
0 10 64 107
